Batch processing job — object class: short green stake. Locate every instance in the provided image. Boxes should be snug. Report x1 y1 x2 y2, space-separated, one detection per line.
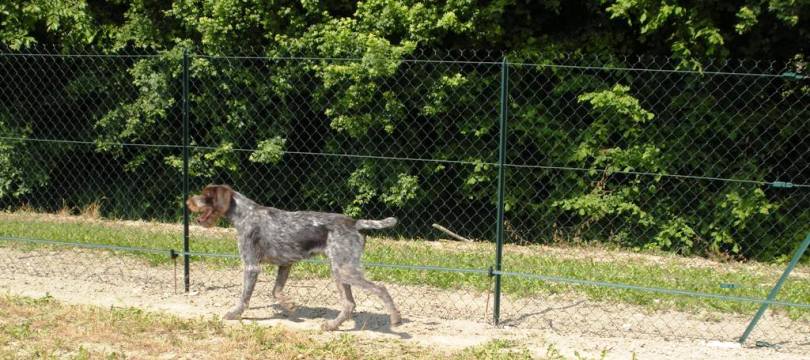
739 233 810 343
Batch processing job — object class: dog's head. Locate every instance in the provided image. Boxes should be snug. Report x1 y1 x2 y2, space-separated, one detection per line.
186 185 234 227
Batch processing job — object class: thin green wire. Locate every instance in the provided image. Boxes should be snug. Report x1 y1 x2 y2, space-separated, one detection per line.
492 270 810 309
1 51 796 78
2 136 807 188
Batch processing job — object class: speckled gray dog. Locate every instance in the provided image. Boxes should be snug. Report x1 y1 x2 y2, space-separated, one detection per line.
187 184 401 330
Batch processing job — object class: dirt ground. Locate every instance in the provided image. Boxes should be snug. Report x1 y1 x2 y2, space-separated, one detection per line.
1 246 809 359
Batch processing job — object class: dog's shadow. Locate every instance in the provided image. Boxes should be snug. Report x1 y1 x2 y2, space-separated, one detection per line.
497 299 587 328
242 304 412 339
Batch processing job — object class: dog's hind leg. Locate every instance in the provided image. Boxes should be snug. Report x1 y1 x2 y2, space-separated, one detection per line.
324 229 401 329
321 279 356 331
340 271 401 327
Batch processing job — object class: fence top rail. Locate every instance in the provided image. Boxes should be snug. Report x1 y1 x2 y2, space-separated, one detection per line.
1 46 802 78
1 135 808 189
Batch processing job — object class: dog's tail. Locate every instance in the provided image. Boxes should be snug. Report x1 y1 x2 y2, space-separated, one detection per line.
356 217 398 230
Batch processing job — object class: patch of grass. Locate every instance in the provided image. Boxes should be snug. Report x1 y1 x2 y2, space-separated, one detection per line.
545 343 565 360
1 212 809 319
455 339 534 359
0 293 511 359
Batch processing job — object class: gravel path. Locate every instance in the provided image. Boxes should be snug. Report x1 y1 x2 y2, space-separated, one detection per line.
1 246 808 359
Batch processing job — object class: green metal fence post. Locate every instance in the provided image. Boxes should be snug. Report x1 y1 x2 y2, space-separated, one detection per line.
739 232 810 343
182 48 191 292
493 56 508 325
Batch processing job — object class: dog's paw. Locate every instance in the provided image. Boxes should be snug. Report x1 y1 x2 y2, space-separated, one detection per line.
273 295 297 314
275 297 297 313
320 321 339 331
390 312 402 327
223 308 243 320
280 302 298 315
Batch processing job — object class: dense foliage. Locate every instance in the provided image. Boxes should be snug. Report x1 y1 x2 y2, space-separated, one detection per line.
0 1 808 260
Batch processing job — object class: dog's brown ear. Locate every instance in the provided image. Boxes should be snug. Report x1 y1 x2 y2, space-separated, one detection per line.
211 185 233 215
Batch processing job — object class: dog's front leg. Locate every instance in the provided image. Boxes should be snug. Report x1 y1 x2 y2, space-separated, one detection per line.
273 265 297 314
224 264 260 320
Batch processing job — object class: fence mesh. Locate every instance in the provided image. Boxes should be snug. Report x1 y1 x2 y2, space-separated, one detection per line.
0 48 808 347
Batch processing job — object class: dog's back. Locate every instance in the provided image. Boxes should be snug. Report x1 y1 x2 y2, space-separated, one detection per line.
250 207 394 265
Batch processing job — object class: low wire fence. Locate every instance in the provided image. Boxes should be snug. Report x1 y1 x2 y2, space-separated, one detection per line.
0 47 808 347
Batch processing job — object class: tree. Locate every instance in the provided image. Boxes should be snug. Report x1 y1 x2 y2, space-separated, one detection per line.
0 0 806 259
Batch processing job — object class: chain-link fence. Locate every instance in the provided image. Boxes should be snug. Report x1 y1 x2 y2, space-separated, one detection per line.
0 47 808 347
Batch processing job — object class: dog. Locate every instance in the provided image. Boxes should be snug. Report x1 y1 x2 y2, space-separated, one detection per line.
187 184 401 330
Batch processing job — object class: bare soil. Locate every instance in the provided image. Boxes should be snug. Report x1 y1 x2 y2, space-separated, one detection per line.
1 246 809 359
